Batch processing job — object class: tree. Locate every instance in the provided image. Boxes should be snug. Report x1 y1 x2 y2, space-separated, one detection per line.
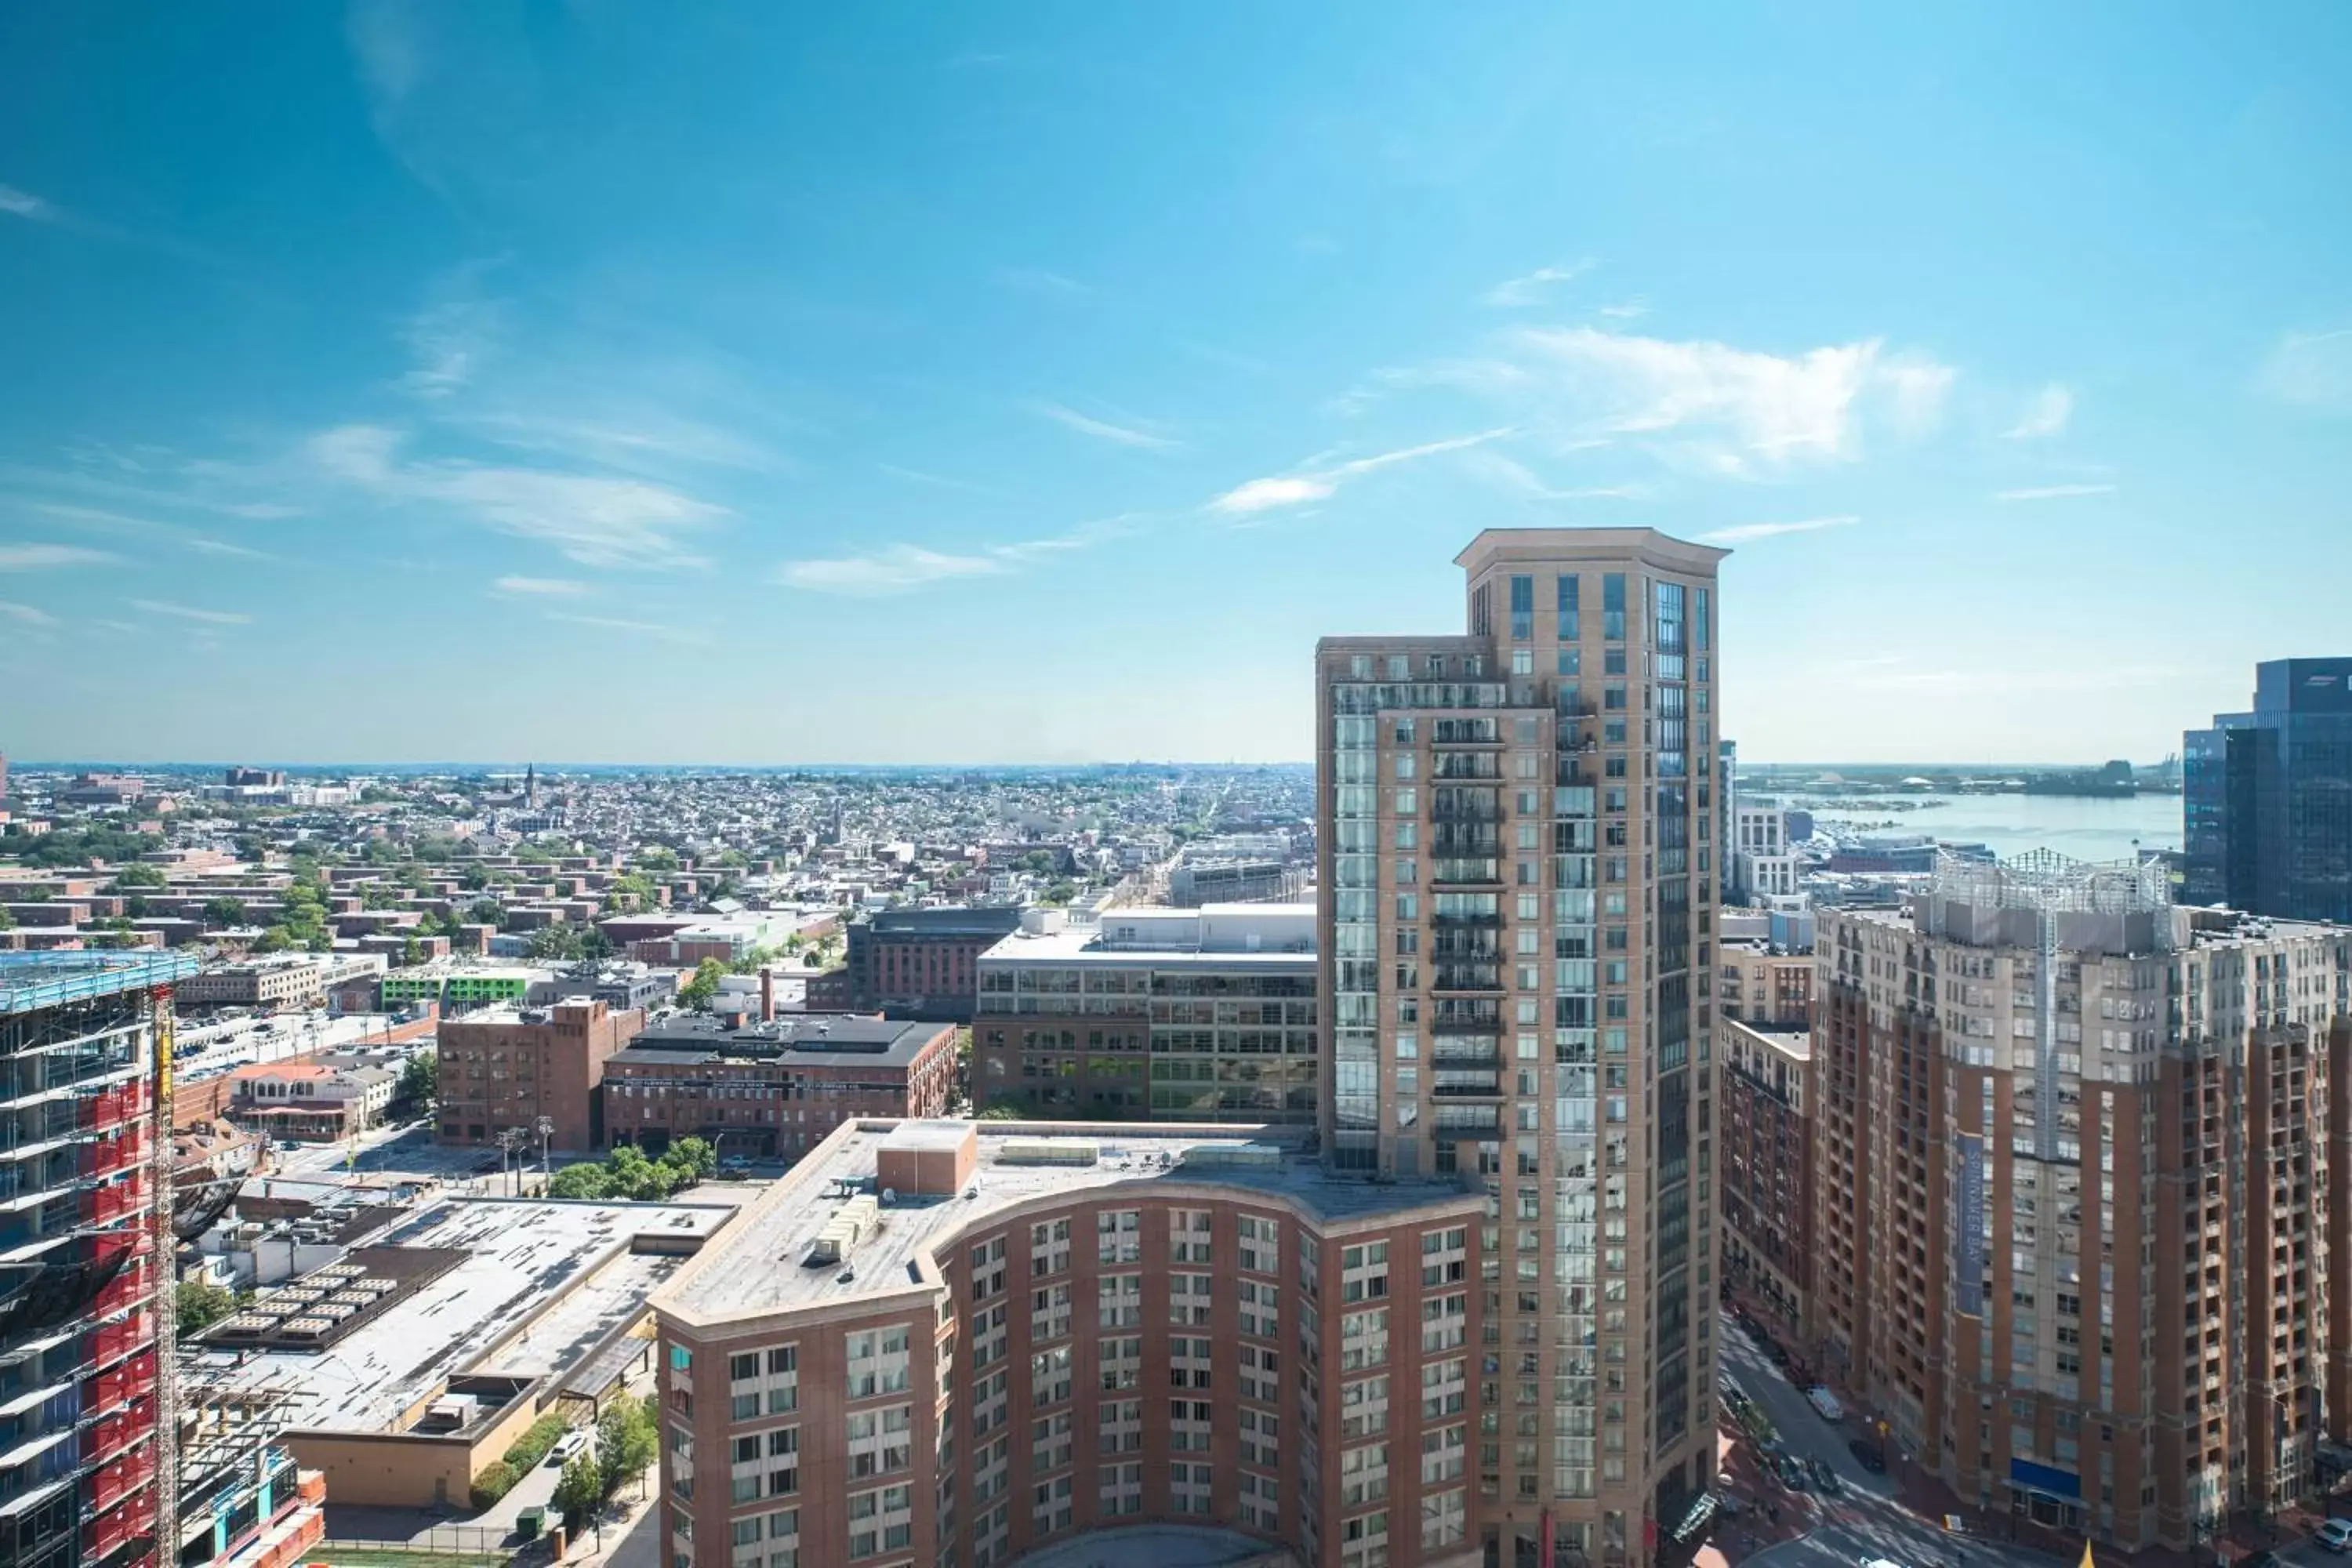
526 925 585 961
636 845 680 873
401 936 423 966
176 1276 237 1339
1040 880 1078 906
554 1454 604 1532
546 1163 612 1200
595 1394 660 1501
110 862 165 890
679 958 725 1011
397 1050 437 1114
468 898 505 928
664 1137 717 1182
253 927 294 954
202 896 247 929
604 1143 673 1201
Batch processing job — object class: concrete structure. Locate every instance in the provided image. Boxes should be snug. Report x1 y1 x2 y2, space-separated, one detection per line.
2186 656 2352 921
605 1014 956 1158
651 1117 1487 1568
1314 528 1725 1564
177 953 386 1011
0 949 196 1568
434 997 646 1151
1730 803 1801 903
842 905 1025 1022
1715 1016 1813 1344
975 904 1318 1121
1715 938 1813 1029
1813 850 2351 1548
379 963 539 1011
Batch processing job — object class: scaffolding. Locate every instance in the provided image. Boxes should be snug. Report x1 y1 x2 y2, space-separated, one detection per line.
0 951 200 1014
1926 846 2172 921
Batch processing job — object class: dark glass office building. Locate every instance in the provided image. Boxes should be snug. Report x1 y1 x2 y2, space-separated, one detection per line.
2185 657 2352 920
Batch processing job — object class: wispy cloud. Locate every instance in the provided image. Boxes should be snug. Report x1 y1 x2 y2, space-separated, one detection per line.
545 612 711 647
0 183 57 223
779 543 1009 596
1596 299 1650 321
1030 401 1180 451
1700 514 1860 544
305 423 727 568
183 537 274 561
495 575 591 597
780 521 1131 597
1410 327 1955 477
397 293 500 399
1485 260 1595 308
1994 483 2114 502
877 464 1004 498
996 268 1096 298
2003 383 2074 439
1210 429 1515 516
2256 327 2352 411
131 597 252 625
0 600 59 628
1463 450 1650 503
0 543 115 571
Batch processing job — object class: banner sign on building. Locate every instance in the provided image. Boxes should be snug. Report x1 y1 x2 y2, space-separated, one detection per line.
1956 1133 1986 1318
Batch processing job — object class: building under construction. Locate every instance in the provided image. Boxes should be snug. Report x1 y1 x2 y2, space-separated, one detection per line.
0 951 192 1568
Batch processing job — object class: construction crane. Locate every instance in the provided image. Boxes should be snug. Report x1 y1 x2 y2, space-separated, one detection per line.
149 983 180 1568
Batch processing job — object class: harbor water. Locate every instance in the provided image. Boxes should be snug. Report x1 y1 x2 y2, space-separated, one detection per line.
1806 790 2184 862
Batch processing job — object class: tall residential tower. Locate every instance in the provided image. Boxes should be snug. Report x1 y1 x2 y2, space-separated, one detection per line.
2185 657 2352 923
1316 528 1728 1567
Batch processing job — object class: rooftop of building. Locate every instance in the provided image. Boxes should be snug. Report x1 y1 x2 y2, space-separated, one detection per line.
980 903 1316 967
0 949 200 1014
1720 1015 1813 1059
617 1011 945 1068
659 1117 1482 1326
187 1195 732 1436
858 904 1025 935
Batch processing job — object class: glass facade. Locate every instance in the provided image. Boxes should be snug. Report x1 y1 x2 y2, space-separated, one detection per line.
2184 659 2352 921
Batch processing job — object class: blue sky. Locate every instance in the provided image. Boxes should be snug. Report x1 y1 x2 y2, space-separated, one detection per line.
2 2 2347 765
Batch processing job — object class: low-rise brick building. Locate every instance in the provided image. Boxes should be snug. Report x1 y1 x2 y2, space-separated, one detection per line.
435 997 645 1151
604 1014 956 1159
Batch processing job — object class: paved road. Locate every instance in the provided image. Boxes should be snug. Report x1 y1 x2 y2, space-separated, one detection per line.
1718 1312 2055 1568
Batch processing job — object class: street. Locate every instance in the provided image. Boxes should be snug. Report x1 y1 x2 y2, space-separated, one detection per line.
1715 1312 2056 1568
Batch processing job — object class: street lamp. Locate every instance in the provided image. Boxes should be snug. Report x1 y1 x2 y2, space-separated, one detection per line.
535 1115 554 1188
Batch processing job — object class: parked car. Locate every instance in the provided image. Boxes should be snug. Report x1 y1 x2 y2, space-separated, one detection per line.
1806 1386 1843 1421
2320 1522 2352 1555
1848 1438 1887 1473
1777 1456 1809 1491
1810 1458 1841 1495
546 1430 589 1468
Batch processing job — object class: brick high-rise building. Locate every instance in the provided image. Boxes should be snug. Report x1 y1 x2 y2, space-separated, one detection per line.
1813 851 2350 1548
1315 528 1728 1566
0 950 194 1568
434 997 644 1151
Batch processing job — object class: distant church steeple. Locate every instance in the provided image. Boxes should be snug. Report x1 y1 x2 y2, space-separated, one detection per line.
523 763 536 808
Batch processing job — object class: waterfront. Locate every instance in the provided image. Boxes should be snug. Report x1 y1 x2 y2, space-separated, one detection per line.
1802 790 2183 861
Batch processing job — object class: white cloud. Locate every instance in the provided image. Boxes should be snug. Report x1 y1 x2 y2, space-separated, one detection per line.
1596 299 1650 321
545 612 711 647
1210 429 1515 516
132 597 251 625
2003 383 2074 439
780 522 1130 597
1484 260 1595 308
779 543 1007 596
1030 402 1180 450
0 601 59 627
1994 483 2114 502
1700 514 1860 544
1370 327 1953 477
1463 450 1650 503
304 423 726 568
2257 328 2352 410
397 294 499 399
0 183 55 222
0 543 114 571
495 575 591 597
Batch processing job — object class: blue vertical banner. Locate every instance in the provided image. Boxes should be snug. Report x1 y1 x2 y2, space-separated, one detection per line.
1956 1134 1986 1317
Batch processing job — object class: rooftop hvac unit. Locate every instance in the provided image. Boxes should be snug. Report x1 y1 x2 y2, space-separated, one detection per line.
806 1193 881 1265
996 1139 1099 1167
1179 1142 1282 1171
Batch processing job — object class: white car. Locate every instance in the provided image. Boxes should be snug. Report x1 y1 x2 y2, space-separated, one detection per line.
546 1430 590 1468
2317 1520 2352 1554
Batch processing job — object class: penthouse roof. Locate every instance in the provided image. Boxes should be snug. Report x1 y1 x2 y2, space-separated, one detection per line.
622 1012 942 1068
659 1117 1481 1326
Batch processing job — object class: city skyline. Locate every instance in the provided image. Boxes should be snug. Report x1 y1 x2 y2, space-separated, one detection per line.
3 4 2350 764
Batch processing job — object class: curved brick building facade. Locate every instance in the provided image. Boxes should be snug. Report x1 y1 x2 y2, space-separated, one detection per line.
652 1118 1489 1568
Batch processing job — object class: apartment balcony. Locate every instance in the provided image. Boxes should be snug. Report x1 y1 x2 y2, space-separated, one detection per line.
82 1083 148 1138
87 1449 156 1515
80 1127 147 1180
82 1396 155 1470
89 1308 153 1372
1430 859 1502 887
1432 757 1503 782
80 1174 147 1229
1432 1077 1506 1101
1430 1001 1503 1031
82 1348 157 1421
82 1500 146 1563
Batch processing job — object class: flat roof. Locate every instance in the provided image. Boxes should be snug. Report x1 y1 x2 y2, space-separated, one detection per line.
625 1013 942 1067
0 949 200 1014
979 925 1315 968
192 1196 731 1436
660 1118 1480 1325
